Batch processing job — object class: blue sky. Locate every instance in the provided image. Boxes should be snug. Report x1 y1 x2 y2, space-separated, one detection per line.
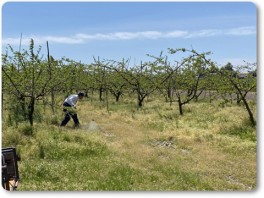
2 1 257 66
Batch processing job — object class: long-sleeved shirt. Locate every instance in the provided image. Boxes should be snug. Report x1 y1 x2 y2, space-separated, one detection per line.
63 94 79 107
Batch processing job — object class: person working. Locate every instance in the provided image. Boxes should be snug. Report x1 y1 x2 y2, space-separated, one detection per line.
60 92 84 127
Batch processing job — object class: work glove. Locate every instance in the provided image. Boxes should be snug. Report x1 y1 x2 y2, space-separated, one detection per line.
71 106 77 114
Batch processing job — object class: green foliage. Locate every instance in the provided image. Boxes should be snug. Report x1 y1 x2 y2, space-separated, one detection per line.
2 129 23 148
219 123 256 142
17 122 34 136
2 41 257 191
5 95 28 126
2 41 257 124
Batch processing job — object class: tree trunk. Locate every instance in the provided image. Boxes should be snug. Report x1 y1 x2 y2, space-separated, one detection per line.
178 98 183 115
51 88 55 114
99 87 103 101
167 87 172 102
137 94 144 109
28 97 35 126
230 78 256 126
115 92 121 102
242 97 256 126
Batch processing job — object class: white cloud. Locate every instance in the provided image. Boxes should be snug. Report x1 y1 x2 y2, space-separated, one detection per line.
113 32 141 40
138 31 162 39
225 26 256 36
2 26 256 46
184 29 222 38
164 31 188 38
44 36 84 44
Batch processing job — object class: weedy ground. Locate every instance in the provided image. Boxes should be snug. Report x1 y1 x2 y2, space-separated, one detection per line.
2 96 257 191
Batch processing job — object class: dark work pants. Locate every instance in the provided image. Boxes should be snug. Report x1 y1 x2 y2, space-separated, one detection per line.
60 110 80 127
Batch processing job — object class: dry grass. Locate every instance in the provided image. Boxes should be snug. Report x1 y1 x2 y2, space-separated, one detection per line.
2 96 257 190
76 98 257 190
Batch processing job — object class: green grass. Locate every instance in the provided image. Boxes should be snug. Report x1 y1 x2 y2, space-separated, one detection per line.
219 123 256 141
2 97 257 191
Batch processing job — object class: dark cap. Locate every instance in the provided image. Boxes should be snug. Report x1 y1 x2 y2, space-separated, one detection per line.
78 92 85 97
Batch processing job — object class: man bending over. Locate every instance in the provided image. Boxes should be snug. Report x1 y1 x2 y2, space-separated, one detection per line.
60 92 85 127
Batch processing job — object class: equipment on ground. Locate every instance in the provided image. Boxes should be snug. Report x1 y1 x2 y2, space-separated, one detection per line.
2 147 20 191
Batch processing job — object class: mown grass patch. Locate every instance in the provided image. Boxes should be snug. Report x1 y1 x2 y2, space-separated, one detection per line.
2 96 257 191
